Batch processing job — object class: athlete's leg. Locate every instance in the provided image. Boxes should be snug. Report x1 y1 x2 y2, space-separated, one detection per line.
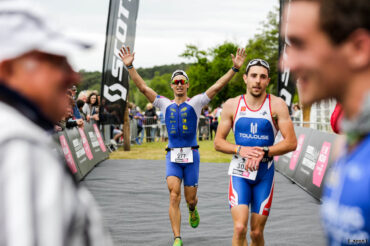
250 213 268 246
229 176 252 246
166 152 185 238
183 150 200 228
231 205 249 246
167 176 182 238
183 150 200 209
184 186 198 210
249 166 274 246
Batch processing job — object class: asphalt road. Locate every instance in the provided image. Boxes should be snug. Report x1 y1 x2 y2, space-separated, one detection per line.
82 159 326 246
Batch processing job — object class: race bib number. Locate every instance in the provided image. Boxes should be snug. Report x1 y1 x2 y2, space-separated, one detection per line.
170 147 193 163
228 155 257 181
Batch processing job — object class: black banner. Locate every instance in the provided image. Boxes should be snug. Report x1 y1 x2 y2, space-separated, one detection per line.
100 0 140 124
56 131 83 181
84 123 109 163
64 127 96 178
274 127 338 200
278 0 296 113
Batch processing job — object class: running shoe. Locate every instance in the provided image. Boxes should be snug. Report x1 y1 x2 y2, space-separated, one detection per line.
173 237 183 246
188 205 200 228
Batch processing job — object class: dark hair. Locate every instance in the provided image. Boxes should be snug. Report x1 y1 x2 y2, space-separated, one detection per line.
76 99 85 109
320 0 369 44
291 0 370 44
87 92 99 106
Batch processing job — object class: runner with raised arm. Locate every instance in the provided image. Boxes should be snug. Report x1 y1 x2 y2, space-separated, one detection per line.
119 45 246 246
214 59 297 246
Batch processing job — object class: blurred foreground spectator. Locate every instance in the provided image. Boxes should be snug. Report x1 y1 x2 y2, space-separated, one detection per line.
0 1 112 245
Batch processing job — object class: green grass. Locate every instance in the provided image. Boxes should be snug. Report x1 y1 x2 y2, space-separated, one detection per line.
110 133 235 163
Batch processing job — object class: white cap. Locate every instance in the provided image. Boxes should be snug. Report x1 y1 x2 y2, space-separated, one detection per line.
0 0 92 62
171 70 189 81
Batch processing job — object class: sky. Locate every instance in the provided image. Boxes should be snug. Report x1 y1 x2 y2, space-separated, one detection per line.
31 0 278 71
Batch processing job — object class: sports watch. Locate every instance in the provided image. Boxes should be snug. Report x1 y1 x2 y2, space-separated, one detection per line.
263 146 269 158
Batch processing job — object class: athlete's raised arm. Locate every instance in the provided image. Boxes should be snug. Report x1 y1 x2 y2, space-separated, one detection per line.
119 45 157 103
205 48 246 99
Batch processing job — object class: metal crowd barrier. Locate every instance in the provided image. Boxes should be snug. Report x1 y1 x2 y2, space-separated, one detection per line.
292 121 332 133
128 116 211 144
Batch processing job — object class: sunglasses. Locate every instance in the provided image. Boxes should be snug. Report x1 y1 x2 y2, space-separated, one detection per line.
246 59 270 73
171 79 188 85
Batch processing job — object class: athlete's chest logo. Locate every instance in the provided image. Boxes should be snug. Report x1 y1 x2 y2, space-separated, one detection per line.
250 122 258 135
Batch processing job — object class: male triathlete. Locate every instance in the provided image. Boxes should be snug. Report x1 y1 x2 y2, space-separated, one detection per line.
282 0 370 245
214 59 297 246
119 45 246 246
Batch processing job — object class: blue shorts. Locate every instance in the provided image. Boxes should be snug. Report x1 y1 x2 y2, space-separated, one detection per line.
228 163 275 216
165 149 200 187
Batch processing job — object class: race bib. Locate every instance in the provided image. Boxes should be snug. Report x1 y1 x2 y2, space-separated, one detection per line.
170 147 193 163
228 155 257 181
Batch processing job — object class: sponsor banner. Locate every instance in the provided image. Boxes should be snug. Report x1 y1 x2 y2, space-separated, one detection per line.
65 127 96 178
55 132 83 181
278 0 296 113
293 130 337 199
274 126 338 200
274 127 314 178
100 0 140 124
84 123 109 164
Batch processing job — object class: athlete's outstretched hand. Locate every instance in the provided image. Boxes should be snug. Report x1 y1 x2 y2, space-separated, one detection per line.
119 45 135 66
231 48 246 69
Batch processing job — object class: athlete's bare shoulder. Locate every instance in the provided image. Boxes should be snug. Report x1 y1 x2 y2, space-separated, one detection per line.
223 95 242 112
269 94 288 114
221 95 242 119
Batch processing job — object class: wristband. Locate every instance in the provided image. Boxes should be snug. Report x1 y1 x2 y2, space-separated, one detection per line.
231 66 239 73
126 64 133 69
235 145 241 155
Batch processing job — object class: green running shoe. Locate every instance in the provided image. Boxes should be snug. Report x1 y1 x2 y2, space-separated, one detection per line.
188 205 200 228
173 237 183 246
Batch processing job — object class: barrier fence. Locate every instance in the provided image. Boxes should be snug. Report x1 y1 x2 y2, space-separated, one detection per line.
52 122 109 181
54 121 336 201
129 116 211 144
274 126 337 200
292 121 332 132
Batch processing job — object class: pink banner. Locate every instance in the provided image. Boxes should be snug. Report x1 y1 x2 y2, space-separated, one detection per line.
289 134 305 170
59 135 78 174
78 128 93 160
313 142 331 187
93 124 107 152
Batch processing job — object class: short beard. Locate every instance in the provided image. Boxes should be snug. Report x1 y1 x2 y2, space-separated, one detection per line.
175 92 185 97
250 91 263 98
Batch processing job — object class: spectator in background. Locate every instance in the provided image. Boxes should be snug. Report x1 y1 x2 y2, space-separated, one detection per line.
76 99 86 120
134 106 144 144
144 102 157 142
210 105 222 139
83 92 99 123
71 85 82 119
158 108 167 142
55 90 84 131
77 90 88 102
291 103 302 124
201 105 210 117
0 1 112 245
110 125 123 150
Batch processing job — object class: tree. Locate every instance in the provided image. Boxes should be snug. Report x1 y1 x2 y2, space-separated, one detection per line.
179 7 280 109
